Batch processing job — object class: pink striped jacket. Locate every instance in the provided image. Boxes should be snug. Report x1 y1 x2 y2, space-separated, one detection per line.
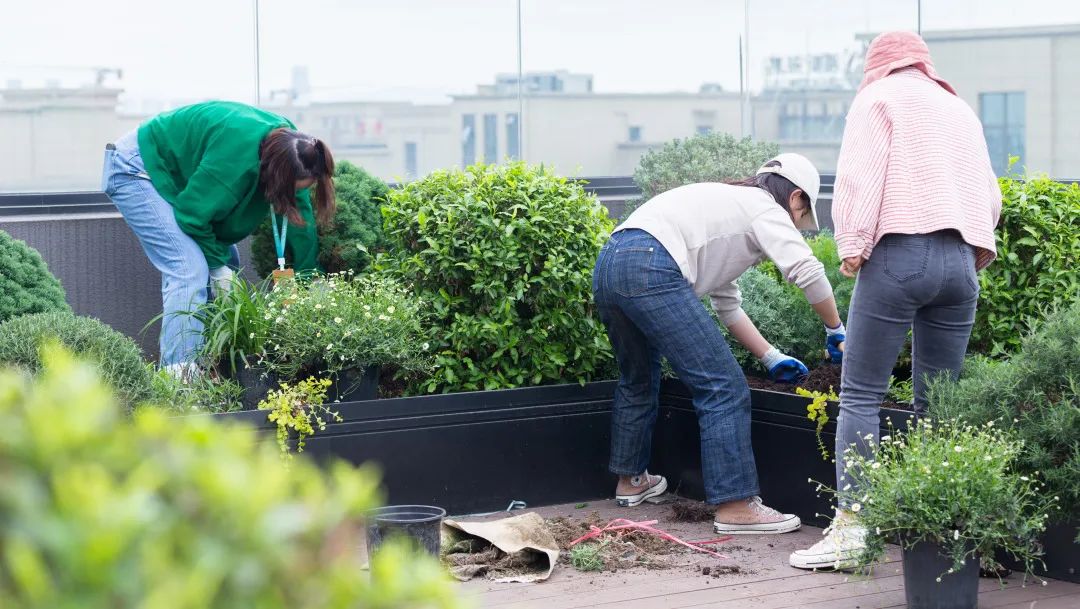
833 68 1002 270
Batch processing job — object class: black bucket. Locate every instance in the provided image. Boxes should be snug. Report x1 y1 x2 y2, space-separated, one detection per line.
902 541 979 609
329 365 379 402
365 505 446 558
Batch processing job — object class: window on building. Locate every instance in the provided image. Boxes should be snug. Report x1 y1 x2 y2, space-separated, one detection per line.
506 113 520 160
696 125 712 136
628 126 642 142
461 114 476 167
483 113 498 163
980 92 1025 175
404 142 418 180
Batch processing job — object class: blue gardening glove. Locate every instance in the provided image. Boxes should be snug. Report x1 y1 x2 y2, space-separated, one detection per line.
760 347 809 384
825 322 846 364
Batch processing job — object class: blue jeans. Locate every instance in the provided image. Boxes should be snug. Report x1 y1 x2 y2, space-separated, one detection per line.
836 231 978 500
593 229 759 504
101 130 240 366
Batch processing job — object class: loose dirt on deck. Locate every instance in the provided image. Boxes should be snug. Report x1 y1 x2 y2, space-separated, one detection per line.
444 503 749 579
668 500 715 523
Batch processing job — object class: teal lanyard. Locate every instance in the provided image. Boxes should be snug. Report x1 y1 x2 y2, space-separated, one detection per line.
269 210 288 271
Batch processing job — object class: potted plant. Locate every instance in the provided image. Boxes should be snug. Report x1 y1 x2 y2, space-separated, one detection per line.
830 418 1053 609
176 275 277 409
261 272 431 401
929 300 1080 582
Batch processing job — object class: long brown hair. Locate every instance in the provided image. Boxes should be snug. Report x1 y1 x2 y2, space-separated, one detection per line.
258 128 336 226
725 160 808 214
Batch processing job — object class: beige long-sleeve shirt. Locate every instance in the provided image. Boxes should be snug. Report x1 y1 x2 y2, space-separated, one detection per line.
616 183 833 326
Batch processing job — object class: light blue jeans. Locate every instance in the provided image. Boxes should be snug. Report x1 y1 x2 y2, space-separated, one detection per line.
101 130 239 366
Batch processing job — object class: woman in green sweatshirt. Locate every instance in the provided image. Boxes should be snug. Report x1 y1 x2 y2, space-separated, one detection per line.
101 101 335 375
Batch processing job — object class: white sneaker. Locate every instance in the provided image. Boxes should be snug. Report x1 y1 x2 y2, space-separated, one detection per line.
615 471 668 507
789 520 867 570
163 362 202 384
713 496 801 535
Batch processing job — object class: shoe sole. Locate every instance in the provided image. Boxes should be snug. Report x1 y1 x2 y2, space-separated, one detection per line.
713 515 801 535
788 554 860 571
615 476 668 507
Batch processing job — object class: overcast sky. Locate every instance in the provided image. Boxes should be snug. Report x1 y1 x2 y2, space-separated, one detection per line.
2 0 1078 112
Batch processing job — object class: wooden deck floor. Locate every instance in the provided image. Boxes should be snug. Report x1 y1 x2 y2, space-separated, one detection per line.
457 499 1080 609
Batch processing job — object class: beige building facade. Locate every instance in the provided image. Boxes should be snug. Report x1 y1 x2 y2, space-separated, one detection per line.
1 24 1077 192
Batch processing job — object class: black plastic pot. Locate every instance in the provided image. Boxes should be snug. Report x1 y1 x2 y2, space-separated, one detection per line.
997 520 1079 583
328 365 379 402
233 365 278 411
366 505 446 558
902 541 979 609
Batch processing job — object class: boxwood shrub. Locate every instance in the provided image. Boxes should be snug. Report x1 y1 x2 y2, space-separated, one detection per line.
0 311 152 407
251 161 388 277
378 162 615 393
0 229 70 323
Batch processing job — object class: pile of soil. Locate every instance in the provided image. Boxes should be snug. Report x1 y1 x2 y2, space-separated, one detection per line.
545 511 680 572
669 501 716 523
701 565 742 577
746 365 909 411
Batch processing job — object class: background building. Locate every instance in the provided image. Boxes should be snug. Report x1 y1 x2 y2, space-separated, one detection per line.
1 24 1078 193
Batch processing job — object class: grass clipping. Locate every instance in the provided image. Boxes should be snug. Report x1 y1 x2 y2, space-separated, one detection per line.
547 511 679 572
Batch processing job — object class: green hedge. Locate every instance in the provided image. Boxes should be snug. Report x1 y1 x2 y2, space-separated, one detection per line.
0 229 70 323
251 161 388 277
973 174 1080 356
725 232 855 372
0 312 152 407
378 162 614 393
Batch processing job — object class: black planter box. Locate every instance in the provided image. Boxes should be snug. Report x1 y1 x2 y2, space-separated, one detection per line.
205 381 618 516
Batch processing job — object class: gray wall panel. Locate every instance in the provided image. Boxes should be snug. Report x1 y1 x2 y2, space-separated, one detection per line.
0 212 258 363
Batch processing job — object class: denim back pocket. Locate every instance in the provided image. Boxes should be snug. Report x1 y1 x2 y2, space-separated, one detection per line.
883 235 931 282
956 243 980 293
611 246 656 298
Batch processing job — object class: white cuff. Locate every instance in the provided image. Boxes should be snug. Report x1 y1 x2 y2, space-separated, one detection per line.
826 321 846 336
209 266 233 280
759 347 785 369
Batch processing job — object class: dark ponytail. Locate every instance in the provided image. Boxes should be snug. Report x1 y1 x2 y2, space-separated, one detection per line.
258 128 336 226
725 160 809 213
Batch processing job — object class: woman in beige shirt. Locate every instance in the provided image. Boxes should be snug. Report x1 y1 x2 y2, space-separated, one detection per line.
593 153 846 534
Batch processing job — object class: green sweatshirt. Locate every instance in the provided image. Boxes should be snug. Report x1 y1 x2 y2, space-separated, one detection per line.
137 101 320 271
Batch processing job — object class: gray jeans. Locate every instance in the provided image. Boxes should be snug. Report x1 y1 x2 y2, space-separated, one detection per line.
835 231 979 498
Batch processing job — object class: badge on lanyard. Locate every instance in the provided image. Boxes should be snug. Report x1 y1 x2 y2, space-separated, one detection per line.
270 210 295 284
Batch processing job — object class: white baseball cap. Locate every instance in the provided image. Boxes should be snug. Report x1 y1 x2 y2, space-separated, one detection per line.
756 153 821 231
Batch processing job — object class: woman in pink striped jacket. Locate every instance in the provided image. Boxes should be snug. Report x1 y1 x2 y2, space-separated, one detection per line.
789 31 1002 571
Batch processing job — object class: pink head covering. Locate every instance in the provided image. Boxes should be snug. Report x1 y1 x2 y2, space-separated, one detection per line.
859 31 956 95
